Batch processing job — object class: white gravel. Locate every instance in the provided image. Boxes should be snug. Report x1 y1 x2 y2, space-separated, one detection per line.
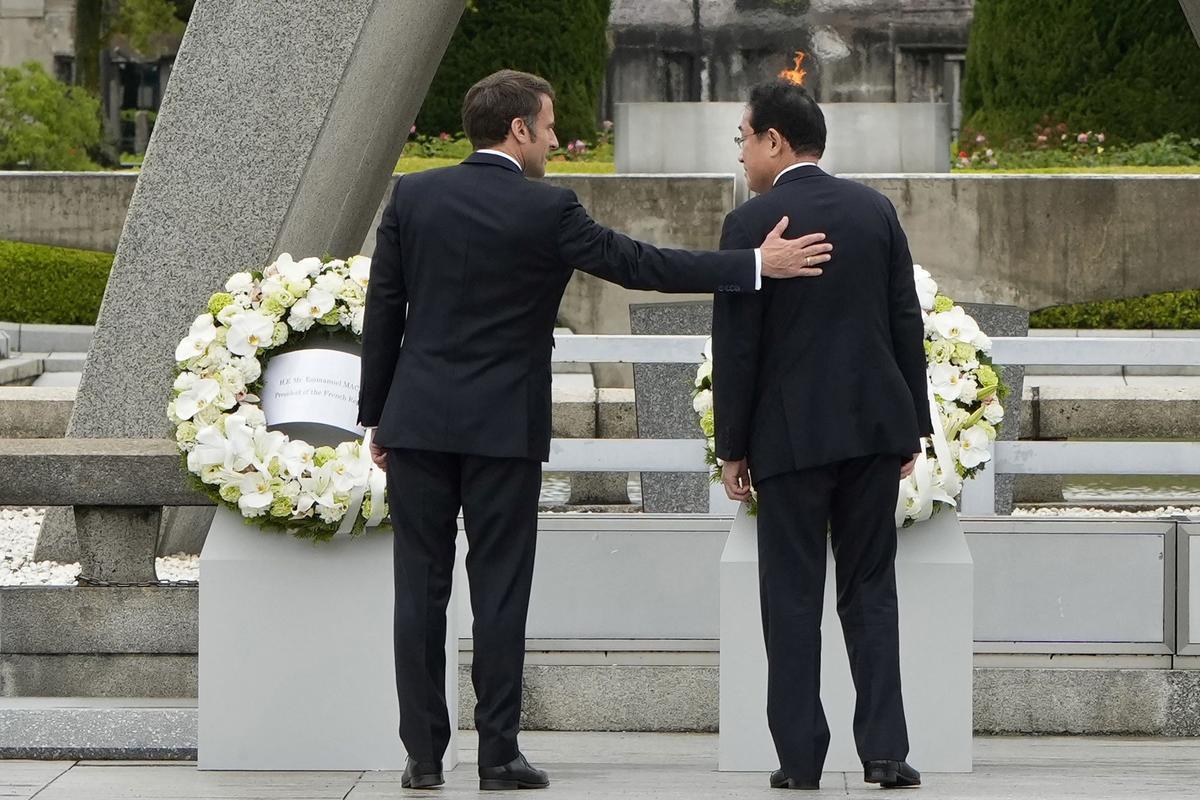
4 500 1197 587
1011 505 1200 518
1 507 198 586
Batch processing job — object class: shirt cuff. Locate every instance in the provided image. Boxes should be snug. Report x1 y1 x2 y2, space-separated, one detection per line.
753 249 762 290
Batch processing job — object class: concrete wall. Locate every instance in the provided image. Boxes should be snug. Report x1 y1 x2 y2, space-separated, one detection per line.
0 172 135 253
0 1 73 74
6 171 1200 386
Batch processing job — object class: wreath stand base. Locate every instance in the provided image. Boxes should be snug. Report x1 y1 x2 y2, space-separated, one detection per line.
718 506 973 773
197 508 460 770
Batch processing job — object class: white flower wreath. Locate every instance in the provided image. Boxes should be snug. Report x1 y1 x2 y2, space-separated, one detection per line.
168 253 388 540
693 263 1008 526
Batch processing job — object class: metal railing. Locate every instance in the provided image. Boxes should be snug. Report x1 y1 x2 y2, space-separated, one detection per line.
546 335 1200 514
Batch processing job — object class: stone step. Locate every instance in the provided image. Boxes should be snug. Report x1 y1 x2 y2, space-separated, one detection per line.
0 357 41 387
0 697 196 759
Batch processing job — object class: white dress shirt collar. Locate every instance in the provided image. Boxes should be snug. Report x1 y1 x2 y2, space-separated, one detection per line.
475 149 523 171
773 160 821 186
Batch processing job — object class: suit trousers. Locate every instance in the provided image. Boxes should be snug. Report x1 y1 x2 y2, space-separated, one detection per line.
754 453 909 781
385 447 541 768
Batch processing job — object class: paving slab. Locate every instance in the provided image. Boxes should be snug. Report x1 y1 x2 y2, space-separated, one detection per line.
4 733 1200 799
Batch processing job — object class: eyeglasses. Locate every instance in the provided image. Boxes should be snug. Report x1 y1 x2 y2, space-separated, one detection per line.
734 130 760 149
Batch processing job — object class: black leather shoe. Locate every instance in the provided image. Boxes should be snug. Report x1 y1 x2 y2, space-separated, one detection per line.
401 756 444 789
478 753 550 791
864 760 921 788
770 768 819 789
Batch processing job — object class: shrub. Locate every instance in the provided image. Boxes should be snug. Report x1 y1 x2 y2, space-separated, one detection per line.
0 240 113 325
416 0 611 144
0 62 103 170
962 1 1200 146
1031 289 1200 329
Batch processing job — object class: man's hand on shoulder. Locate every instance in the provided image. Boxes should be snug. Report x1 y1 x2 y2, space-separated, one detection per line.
759 216 833 279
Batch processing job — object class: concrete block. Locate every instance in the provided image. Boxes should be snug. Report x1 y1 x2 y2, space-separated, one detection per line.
630 302 711 513
0 386 73 437
40 352 87 372
16 324 94 354
1012 474 1065 504
199 507 459 770
0 586 198 654
156 506 214 556
0 654 197 698
0 356 41 386
720 507 973 773
0 438 208 506
459 665 718 733
73 506 160 584
32 506 79 563
0 698 196 760
597 388 637 437
0 329 8 359
973 669 1168 735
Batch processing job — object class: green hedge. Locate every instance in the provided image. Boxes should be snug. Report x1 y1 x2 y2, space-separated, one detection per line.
962 1 1200 146
0 240 113 325
1031 289 1200 329
416 0 611 144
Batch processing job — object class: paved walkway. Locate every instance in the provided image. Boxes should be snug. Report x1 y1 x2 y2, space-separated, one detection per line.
4 732 1199 799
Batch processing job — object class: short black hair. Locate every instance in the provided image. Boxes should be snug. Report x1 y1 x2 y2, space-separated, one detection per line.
462 69 555 149
746 80 826 157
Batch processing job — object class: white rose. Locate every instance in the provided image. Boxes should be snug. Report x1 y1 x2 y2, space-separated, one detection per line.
692 389 713 416
694 360 713 387
983 400 1005 425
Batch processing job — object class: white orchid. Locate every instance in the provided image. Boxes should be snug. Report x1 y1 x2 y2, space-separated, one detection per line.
349 255 371 288
226 311 276 356
225 272 254 295
278 440 316 479
174 315 217 362
237 470 276 517
314 272 346 296
983 399 1005 425
931 306 981 344
958 425 992 469
288 287 336 331
695 359 713 387
913 264 938 311
174 377 221 421
929 362 964 402
186 424 236 472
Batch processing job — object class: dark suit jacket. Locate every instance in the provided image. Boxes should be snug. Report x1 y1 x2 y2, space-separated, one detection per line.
712 165 933 484
358 151 758 461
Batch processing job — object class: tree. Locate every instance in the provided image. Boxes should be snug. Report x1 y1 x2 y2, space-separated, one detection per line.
417 0 611 143
0 62 103 170
74 0 192 96
962 0 1200 144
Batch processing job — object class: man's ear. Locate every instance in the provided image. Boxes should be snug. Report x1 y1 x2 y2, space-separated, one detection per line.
511 117 528 144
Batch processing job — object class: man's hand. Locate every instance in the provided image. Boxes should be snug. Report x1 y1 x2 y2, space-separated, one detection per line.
369 439 388 472
722 458 754 503
759 216 832 279
900 453 919 479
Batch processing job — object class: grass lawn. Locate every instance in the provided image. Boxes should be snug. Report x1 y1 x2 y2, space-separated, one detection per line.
953 165 1200 175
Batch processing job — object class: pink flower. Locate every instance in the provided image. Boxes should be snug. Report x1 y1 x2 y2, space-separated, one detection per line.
439 132 450 141
1036 134 1048 144
410 124 416 135
1077 132 1089 143
975 134 986 144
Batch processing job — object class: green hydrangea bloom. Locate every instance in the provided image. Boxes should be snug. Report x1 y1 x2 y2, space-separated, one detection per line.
208 292 235 316
270 496 293 518
933 295 954 313
700 409 715 438
218 483 241 503
953 342 977 363
175 422 198 443
262 297 285 318
977 364 999 387
319 308 341 326
272 322 289 346
931 340 955 362
313 446 337 467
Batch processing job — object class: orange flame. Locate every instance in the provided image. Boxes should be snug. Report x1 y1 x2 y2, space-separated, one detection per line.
778 51 807 86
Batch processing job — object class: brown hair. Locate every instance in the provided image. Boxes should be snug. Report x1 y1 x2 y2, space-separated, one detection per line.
462 69 555 149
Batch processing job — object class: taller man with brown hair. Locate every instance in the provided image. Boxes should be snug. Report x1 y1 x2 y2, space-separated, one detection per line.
357 69 834 790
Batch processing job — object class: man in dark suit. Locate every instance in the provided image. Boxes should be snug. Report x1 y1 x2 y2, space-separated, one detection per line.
712 81 933 791
358 70 834 791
